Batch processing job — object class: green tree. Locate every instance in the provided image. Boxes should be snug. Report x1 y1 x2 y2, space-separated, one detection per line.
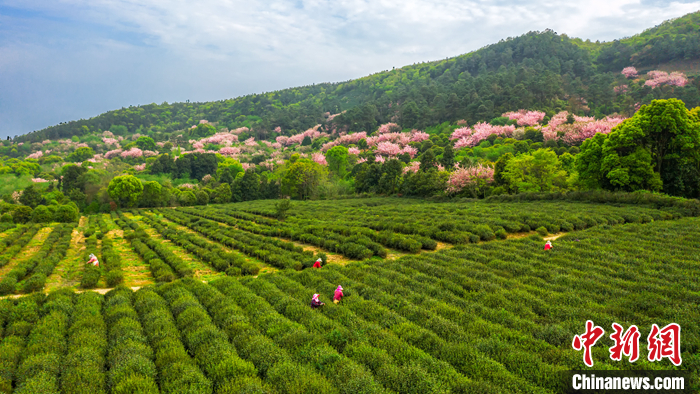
239 170 261 201
281 160 327 200
66 147 95 163
12 206 32 224
325 146 349 178
493 152 513 187
440 144 455 168
136 136 157 151
139 181 164 207
61 164 88 192
108 175 144 208
31 205 52 223
53 205 79 222
274 199 291 220
378 159 403 194
178 191 197 206
301 136 312 146
211 183 232 204
502 149 568 193
19 185 43 208
577 99 700 196
419 149 437 172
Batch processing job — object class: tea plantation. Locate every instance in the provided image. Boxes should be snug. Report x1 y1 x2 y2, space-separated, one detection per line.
0 198 697 393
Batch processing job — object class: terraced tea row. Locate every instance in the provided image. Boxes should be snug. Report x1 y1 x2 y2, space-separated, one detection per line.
0 216 696 393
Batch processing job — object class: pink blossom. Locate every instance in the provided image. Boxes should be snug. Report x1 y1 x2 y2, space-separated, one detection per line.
285 126 328 146
312 152 327 165
121 147 143 158
244 137 257 146
276 136 289 145
103 131 114 137
76 143 88 148
401 146 418 158
547 111 594 130
377 141 402 156
321 132 367 151
199 120 209 124
645 70 688 88
403 161 420 174
105 149 123 159
437 164 445 171
621 67 638 79
456 119 468 126
18 142 24 146
42 140 51 145
374 155 385 163
274 126 282 133
348 147 360 155
201 132 238 145
502 110 546 126
118 136 124 141
143 150 158 157
411 130 430 143
241 163 255 171
327 112 343 122
446 164 494 194
11 191 22 203
232 127 249 135
558 117 626 144
103 138 119 145
27 151 43 159
32 178 49 183
452 122 515 149
271 142 282 149
130 134 142 141
191 125 197 129
193 141 204 149
134 164 146 171
613 85 629 94
179 183 196 189
156 141 165 147
376 123 401 134
357 157 368 164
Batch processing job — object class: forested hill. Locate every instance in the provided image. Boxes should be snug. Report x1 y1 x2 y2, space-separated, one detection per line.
15 10 700 144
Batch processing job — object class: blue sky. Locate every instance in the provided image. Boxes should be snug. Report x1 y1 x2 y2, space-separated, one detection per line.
1 0 699 138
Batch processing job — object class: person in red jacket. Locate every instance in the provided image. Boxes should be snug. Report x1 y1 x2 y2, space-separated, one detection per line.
544 240 552 251
310 294 325 309
313 258 322 269
333 285 343 304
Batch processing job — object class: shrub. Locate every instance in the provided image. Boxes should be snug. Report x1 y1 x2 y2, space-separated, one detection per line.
536 226 548 236
495 229 508 240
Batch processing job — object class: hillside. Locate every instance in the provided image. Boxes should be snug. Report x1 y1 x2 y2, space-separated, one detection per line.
12 10 700 144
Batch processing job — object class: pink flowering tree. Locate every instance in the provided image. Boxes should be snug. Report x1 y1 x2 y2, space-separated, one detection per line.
377 141 402 157
410 130 430 142
451 123 515 149
403 161 420 174
121 148 143 159
311 152 327 166
348 147 360 155
134 164 146 171
376 123 401 134
502 110 546 126
446 164 494 197
27 151 43 160
645 71 688 88
621 67 638 79
105 149 123 159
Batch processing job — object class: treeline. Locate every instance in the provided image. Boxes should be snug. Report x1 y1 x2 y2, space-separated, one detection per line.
13 12 700 143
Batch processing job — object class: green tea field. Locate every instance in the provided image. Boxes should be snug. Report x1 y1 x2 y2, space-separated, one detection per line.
0 198 697 393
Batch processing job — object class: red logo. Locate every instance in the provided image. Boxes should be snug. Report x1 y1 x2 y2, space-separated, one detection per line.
648 323 682 366
572 320 605 367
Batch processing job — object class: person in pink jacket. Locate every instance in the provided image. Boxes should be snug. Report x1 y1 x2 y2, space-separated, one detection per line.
544 240 552 251
333 285 343 304
310 294 325 309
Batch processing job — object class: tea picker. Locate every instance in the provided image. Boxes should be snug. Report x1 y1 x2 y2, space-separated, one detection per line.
313 258 322 268
544 240 552 251
333 285 344 304
310 293 325 309
86 253 99 267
